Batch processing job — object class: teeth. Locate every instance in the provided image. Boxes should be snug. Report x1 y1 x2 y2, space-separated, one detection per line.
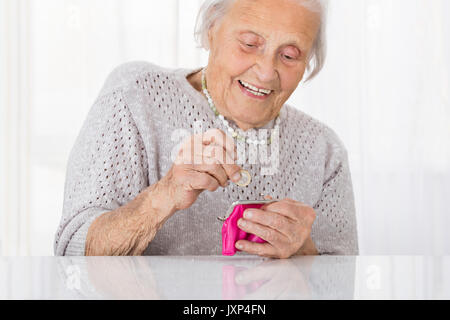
239 80 272 95
258 88 272 94
251 91 265 96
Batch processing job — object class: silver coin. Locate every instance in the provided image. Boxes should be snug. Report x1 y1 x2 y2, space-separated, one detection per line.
235 169 252 187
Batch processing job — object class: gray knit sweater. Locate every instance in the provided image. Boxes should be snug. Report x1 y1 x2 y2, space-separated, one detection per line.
54 61 359 256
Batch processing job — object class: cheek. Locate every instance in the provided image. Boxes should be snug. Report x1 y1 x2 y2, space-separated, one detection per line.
220 47 254 80
280 68 305 93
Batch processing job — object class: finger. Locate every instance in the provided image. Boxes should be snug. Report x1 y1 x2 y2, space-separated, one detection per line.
237 218 287 246
281 197 301 205
180 133 241 183
202 129 237 159
254 203 316 241
242 209 295 240
262 201 303 222
194 145 242 183
221 163 243 184
177 132 236 165
194 144 235 165
235 240 278 258
192 164 228 187
177 135 202 165
186 171 220 192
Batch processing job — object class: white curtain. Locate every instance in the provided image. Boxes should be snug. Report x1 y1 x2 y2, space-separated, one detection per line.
0 0 449 256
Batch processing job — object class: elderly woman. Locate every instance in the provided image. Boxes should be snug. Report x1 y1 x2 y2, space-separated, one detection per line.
54 0 358 258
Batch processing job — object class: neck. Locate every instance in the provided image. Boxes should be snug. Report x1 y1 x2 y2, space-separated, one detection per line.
187 69 203 92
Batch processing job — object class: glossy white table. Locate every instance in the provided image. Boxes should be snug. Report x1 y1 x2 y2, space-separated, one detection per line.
0 256 449 300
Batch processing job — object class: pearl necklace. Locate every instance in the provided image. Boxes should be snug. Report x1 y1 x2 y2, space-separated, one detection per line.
201 68 280 146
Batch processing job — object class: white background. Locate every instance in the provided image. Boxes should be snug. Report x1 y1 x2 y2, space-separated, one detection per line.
0 0 449 256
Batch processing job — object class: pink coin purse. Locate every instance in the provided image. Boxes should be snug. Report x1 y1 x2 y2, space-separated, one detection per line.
221 200 274 256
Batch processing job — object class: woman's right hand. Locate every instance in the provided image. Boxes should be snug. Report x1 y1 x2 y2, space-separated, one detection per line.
160 129 243 211
85 129 242 256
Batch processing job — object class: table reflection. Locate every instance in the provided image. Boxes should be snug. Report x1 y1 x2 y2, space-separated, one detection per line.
56 255 356 299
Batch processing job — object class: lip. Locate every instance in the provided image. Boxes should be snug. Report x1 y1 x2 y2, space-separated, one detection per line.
237 80 272 101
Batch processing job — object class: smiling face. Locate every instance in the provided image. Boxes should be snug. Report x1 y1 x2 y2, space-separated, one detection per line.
204 0 321 131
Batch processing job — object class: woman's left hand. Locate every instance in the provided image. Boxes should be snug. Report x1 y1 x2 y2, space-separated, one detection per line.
236 198 318 259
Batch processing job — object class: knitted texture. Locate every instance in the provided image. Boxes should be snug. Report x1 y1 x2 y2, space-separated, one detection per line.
54 61 359 256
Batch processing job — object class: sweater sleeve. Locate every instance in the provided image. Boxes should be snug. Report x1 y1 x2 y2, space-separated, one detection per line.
54 71 149 256
311 127 359 255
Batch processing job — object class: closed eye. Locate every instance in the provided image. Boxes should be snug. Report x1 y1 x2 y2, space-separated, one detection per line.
239 42 258 52
281 45 301 62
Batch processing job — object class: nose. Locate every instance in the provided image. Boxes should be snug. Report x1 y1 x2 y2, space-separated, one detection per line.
254 54 278 84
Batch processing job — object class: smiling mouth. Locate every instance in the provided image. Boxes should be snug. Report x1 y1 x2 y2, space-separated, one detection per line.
238 80 273 98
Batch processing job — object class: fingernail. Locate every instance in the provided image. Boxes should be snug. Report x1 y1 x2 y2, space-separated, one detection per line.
232 171 241 182
236 242 243 249
244 210 253 219
238 219 246 227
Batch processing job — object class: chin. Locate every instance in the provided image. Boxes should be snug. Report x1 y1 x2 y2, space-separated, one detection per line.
225 84 277 126
231 108 269 128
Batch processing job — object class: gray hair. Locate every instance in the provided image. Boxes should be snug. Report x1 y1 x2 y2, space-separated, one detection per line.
194 0 328 82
